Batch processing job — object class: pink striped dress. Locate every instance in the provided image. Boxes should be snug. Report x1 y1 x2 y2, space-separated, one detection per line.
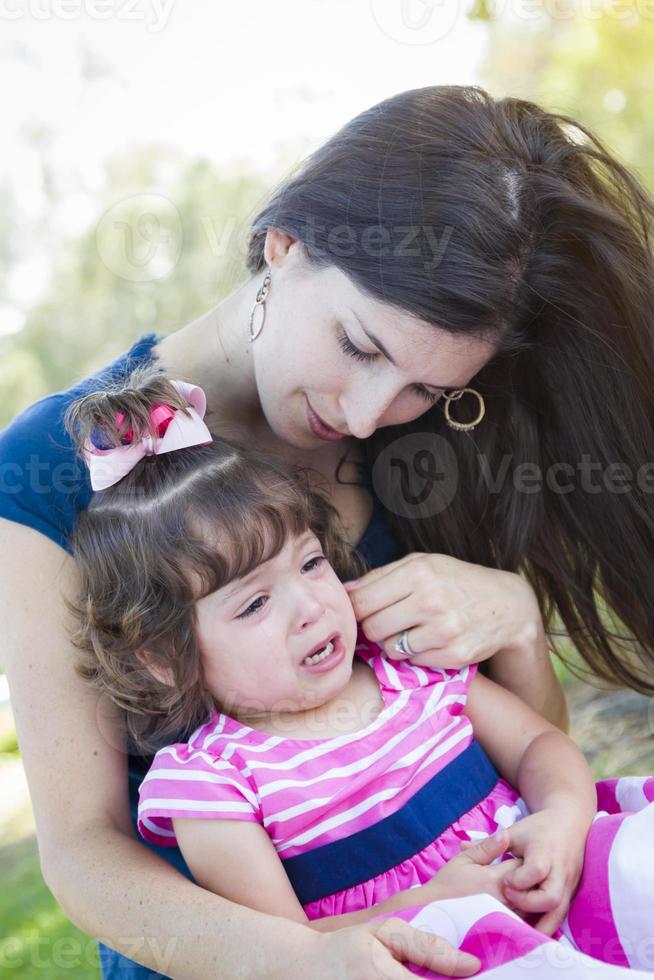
138 626 654 977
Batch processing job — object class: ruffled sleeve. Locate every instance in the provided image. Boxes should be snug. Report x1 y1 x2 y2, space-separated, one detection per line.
355 621 478 701
137 740 262 847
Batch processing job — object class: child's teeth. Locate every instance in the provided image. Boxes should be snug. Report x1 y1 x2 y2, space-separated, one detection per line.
303 640 335 665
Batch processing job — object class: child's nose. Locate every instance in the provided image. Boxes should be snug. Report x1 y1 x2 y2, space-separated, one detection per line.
293 587 325 632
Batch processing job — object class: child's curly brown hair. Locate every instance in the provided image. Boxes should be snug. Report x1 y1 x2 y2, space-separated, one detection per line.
65 365 368 755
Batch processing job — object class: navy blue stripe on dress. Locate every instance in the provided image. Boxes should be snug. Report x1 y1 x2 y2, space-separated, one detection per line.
281 739 499 905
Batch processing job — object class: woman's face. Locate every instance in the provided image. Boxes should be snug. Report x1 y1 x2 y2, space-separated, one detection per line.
194 530 359 727
251 232 497 448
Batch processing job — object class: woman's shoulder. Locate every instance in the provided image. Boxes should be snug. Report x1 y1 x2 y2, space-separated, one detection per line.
0 332 161 550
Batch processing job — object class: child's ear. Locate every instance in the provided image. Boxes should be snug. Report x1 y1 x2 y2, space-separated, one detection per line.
135 648 174 687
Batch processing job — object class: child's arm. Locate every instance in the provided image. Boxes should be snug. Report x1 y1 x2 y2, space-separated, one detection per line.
172 813 516 934
173 815 430 932
465 671 597 933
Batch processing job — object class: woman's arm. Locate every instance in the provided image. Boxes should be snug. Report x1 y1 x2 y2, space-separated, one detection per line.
1 520 320 977
3 520 479 979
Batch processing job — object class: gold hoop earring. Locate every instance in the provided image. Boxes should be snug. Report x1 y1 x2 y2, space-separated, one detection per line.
248 268 272 343
442 387 485 431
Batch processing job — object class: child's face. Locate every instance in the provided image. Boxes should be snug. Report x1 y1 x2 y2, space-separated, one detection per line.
194 530 359 724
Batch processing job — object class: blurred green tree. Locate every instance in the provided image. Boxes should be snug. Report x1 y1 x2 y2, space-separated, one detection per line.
478 3 654 191
0 149 268 428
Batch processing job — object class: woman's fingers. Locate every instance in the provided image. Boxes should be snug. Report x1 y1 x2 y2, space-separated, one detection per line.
371 918 480 977
343 554 420 589
343 555 414 599
346 596 468 667
345 579 414 637
342 553 491 669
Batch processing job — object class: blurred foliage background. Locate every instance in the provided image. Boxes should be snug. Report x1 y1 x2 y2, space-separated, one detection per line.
2 2 654 976
3 4 654 425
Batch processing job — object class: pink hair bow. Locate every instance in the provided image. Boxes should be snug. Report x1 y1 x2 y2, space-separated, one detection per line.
83 380 213 491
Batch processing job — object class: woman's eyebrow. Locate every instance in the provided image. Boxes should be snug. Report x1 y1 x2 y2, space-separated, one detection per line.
349 309 449 391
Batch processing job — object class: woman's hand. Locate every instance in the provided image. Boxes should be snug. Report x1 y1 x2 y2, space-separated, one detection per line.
344 552 540 670
500 809 588 936
318 919 481 978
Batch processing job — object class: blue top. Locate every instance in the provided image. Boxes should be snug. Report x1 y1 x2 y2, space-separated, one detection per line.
0 332 400 567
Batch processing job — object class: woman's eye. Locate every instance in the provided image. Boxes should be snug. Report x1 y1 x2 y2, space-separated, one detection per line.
337 332 376 363
338 331 439 405
412 385 439 405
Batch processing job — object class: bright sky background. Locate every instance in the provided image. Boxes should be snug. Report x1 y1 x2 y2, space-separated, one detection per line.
2 0 490 336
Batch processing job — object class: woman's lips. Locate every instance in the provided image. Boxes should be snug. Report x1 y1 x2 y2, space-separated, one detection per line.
306 397 346 442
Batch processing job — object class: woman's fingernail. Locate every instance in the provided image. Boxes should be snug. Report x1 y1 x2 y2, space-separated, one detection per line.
343 579 360 589
459 954 481 976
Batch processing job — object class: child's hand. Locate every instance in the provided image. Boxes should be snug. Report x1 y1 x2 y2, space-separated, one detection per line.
501 809 588 935
422 830 523 908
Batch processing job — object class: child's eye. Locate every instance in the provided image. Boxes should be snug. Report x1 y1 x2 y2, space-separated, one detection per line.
236 557 326 619
303 555 327 573
237 596 267 619
337 332 439 405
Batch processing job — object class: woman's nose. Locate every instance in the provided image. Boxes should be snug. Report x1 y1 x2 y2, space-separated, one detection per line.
340 387 400 440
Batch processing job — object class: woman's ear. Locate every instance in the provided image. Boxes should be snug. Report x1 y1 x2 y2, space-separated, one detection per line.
135 648 174 687
264 228 303 270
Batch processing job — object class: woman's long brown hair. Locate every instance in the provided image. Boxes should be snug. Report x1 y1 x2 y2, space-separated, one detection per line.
248 84 654 693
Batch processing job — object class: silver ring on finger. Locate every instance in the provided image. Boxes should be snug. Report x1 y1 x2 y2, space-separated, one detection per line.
394 628 416 657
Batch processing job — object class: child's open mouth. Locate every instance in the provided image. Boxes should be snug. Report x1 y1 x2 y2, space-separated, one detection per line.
300 634 345 673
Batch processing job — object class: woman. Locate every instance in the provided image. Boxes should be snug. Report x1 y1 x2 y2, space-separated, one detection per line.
2 84 652 978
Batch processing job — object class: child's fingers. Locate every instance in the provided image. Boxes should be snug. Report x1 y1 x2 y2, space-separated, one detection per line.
533 899 570 937
501 886 548 914
502 879 563 915
493 857 522 878
458 830 510 863
502 851 550 891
